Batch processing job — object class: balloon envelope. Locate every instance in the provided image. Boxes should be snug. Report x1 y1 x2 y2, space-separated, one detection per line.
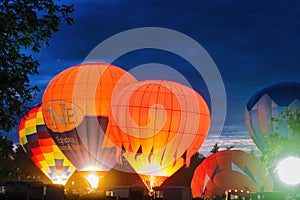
107 80 210 188
18 105 76 185
190 150 273 198
42 62 137 172
245 81 300 151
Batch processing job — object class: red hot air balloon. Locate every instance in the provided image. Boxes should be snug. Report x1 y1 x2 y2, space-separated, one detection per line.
106 80 211 191
18 104 76 185
190 150 273 199
42 62 137 188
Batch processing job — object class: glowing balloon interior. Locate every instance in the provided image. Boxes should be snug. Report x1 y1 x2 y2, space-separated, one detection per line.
107 80 210 189
190 150 273 198
18 105 76 185
245 81 300 151
42 62 138 172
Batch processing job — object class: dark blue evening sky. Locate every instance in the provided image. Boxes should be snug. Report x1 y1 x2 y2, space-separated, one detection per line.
9 0 300 154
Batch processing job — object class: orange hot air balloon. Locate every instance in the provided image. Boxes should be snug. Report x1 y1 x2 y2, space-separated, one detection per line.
190 150 273 199
18 104 76 185
107 80 210 191
42 62 137 188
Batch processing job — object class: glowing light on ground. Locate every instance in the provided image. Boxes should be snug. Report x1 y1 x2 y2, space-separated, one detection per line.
86 172 99 189
53 175 68 185
277 156 300 185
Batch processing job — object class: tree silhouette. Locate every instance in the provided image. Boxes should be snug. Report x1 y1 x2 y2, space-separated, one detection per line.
0 139 50 181
0 133 15 178
13 144 50 182
210 143 220 154
225 145 235 150
0 0 74 132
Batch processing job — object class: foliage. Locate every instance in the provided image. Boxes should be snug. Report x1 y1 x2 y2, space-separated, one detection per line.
0 133 16 178
210 143 220 154
272 109 300 137
261 109 300 170
0 134 50 181
249 149 256 155
13 144 50 182
225 145 235 150
0 133 14 159
0 0 75 132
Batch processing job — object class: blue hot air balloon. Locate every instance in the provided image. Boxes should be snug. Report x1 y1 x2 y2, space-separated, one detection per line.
245 81 300 151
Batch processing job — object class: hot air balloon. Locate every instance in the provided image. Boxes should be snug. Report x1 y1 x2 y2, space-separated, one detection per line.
245 81 300 151
106 80 210 192
18 104 76 185
42 62 137 189
190 150 273 199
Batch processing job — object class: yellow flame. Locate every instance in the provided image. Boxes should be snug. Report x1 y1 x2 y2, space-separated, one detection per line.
150 175 154 192
86 172 99 189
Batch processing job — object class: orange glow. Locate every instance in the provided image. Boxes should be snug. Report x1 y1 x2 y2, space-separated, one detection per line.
139 174 168 192
107 80 210 190
18 105 76 185
41 62 137 172
129 156 185 190
123 153 185 177
42 62 137 133
79 171 106 190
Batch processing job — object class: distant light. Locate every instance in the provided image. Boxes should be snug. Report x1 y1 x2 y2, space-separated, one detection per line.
86 173 99 189
235 189 238 192
241 189 243 192
277 156 300 185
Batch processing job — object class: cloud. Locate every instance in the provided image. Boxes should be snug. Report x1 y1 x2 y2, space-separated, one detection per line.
199 124 260 156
